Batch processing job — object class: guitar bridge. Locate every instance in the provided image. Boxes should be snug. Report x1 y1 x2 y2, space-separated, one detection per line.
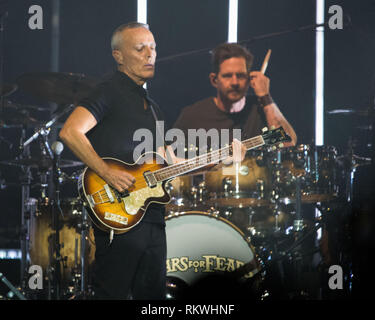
143 171 157 188
114 188 129 203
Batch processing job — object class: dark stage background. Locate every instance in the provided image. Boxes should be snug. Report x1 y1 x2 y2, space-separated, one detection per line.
0 0 374 299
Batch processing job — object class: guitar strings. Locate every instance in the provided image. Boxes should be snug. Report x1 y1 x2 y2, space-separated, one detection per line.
90 136 265 204
154 136 264 181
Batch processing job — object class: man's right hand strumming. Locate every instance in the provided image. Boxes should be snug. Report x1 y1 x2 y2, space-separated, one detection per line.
101 167 136 193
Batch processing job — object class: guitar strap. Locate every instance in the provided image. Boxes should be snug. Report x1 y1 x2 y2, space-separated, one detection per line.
146 96 174 165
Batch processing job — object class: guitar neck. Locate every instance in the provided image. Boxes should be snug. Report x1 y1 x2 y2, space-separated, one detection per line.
153 135 265 182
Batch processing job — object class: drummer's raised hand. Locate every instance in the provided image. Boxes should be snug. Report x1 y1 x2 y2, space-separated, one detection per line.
249 71 270 97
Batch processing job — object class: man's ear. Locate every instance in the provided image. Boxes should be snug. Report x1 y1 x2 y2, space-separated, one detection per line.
112 50 123 65
209 73 218 88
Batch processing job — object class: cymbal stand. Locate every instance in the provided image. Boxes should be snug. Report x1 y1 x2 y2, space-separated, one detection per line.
80 205 91 298
51 147 63 300
290 176 306 298
19 107 73 299
18 126 32 292
21 104 74 152
344 138 356 204
269 148 285 232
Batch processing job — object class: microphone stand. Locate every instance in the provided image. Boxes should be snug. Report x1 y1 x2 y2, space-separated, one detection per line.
19 104 74 154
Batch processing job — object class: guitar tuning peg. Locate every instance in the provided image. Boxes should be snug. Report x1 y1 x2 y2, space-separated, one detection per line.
278 143 284 148
262 127 268 133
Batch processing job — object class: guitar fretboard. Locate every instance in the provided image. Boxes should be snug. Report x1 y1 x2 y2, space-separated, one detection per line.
153 135 264 182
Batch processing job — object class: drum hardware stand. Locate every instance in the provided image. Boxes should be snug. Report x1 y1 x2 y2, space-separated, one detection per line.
18 107 72 299
68 237 83 299
261 219 324 299
293 176 304 232
247 208 255 228
269 149 285 233
290 175 307 298
0 272 27 300
79 205 91 299
17 125 33 293
68 202 91 299
49 141 66 300
342 137 371 203
20 104 74 153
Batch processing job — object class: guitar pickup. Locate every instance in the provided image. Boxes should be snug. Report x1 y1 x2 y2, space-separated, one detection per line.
113 189 129 202
143 171 157 188
104 184 115 203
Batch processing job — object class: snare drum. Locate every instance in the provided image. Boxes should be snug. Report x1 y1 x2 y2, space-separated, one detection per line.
273 145 339 203
205 150 271 208
29 197 95 285
165 211 262 291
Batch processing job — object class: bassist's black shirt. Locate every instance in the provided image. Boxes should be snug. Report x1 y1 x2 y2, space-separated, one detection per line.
78 71 165 224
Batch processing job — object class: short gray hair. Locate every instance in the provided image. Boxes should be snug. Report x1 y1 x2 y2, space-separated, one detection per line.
111 22 149 50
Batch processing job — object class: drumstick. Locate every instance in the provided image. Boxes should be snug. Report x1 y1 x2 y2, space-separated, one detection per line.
260 49 271 74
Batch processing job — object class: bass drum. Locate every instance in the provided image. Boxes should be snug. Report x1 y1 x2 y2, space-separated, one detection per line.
29 198 95 287
165 211 264 299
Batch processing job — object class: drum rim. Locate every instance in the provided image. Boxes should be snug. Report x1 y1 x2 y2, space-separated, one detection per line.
165 210 249 244
284 144 338 153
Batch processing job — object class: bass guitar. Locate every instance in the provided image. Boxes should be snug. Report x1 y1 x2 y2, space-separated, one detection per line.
78 127 290 237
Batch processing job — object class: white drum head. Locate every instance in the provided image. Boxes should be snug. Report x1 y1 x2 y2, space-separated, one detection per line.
166 211 259 285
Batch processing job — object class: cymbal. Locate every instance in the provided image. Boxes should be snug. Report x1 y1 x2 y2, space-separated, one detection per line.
2 100 49 112
0 83 18 97
326 108 374 116
356 124 373 131
0 157 84 169
279 194 338 205
0 108 42 128
16 72 98 104
205 198 270 208
336 154 372 168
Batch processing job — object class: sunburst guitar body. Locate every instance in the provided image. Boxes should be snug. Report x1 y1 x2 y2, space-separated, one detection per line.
78 153 170 234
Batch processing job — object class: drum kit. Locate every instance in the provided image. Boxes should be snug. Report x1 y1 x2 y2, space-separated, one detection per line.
164 125 373 299
0 73 98 299
1 72 374 300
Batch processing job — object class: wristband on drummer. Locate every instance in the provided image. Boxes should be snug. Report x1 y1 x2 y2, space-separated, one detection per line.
257 93 274 108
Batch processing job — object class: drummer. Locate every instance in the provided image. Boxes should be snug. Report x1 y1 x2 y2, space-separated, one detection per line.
173 43 297 153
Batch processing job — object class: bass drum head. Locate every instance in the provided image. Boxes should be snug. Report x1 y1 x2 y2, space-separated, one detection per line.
165 211 262 295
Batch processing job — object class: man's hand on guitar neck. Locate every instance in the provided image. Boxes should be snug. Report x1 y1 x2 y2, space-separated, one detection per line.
157 146 185 165
222 139 247 165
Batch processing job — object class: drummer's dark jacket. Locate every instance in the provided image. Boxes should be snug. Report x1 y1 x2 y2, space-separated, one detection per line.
172 96 267 156
78 70 165 224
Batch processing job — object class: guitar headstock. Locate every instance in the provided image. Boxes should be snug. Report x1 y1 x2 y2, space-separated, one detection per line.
262 127 291 147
